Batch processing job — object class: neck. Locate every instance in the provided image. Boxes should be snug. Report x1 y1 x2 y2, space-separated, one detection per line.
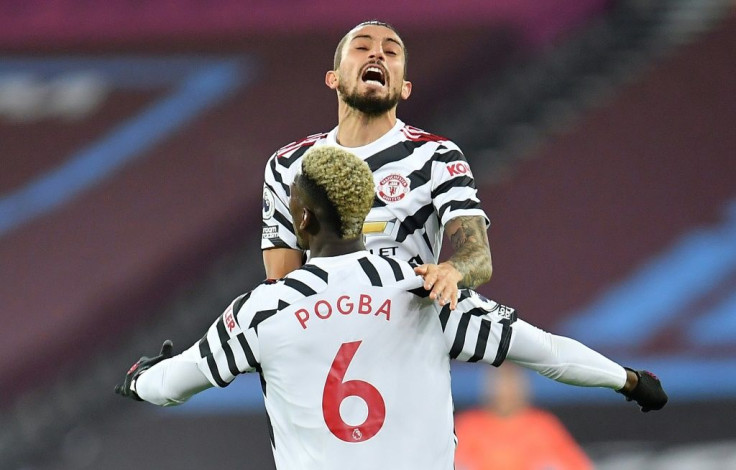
335 103 398 147
308 234 366 259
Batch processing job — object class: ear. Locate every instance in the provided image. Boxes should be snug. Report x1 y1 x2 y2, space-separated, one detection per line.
401 80 412 100
325 70 339 90
299 208 317 233
298 208 308 230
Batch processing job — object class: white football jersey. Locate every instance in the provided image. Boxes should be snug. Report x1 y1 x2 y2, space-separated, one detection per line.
261 120 489 265
194 251 517 470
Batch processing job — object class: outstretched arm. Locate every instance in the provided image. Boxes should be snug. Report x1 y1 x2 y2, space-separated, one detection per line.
135 357 212 406
415 215 492 309
442 291 667 412
507 320 667 412
115 341 212 406
507 320 628 389
116 293 263 406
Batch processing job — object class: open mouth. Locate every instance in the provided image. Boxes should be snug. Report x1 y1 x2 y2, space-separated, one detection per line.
361 66 386 86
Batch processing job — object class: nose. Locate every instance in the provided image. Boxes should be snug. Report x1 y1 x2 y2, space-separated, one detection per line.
369 45 385 61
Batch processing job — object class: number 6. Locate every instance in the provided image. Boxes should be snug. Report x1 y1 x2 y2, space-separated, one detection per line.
322 341 386 442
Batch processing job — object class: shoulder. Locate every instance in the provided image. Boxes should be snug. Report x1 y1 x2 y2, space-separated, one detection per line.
455 409 495 426
358 253 429 293
400 124 450 143
454 290 517 321
399 124 465 158
261 264 330 303
523 408 565 424
275 132 329 159
515 409 575 436
234 280 287 313
232 273 325 331
265 132 329 172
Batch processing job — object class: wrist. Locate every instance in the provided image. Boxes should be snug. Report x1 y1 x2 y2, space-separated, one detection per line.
440 261 464 282
619 367 639 394
130 374 143 401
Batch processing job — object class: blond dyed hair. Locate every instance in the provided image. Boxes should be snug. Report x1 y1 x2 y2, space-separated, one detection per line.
301 146 374 238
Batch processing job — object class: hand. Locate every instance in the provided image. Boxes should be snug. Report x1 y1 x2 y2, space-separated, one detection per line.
115 340 174 401
414 262 463 310
618 368 668 412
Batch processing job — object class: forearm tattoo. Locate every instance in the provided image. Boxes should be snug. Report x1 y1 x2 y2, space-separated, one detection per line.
446 216 492 288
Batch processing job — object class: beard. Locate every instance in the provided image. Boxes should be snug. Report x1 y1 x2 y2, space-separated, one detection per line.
338 81 400 116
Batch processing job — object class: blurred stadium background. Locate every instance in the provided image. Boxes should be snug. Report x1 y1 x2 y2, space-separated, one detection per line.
1 0 735 468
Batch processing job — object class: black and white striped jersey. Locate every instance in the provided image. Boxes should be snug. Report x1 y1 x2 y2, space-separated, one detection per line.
190 251 516 470
261 120 489 265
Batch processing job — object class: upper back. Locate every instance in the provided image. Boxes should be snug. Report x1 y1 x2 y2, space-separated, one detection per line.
245 252 457 469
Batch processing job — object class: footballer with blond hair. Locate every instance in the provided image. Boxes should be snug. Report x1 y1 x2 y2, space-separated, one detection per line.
117 146 667 470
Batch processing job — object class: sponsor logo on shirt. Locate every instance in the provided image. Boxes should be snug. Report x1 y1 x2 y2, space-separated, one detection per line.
262 187 275 219
362 219 397 236
262 225 279 240
368 246 398 257
376 173 410 203
224 309 237 332
446 161 472 178
363 221 389 234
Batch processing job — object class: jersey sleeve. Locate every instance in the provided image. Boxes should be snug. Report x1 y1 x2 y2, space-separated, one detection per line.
194 292 263 388
262 152 299 250
505 320 627 389
441 290 627 389
134 351 213 406
439 290 516 366
431 143 490 228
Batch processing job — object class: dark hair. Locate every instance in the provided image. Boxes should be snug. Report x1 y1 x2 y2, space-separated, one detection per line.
295 172 341 235
333 20 408 79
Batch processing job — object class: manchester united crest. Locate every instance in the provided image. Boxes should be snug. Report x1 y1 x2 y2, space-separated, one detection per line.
377 173 410 203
